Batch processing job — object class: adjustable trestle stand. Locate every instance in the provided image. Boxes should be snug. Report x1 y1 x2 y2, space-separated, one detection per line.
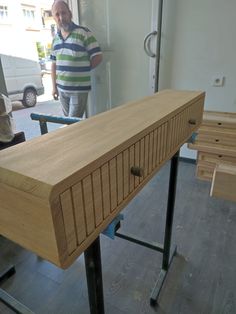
116 150 180 306
84 236 105 314
150 150 179 305
83 151 180 313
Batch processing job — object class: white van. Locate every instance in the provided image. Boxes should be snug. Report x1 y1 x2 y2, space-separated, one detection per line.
0 53 44 107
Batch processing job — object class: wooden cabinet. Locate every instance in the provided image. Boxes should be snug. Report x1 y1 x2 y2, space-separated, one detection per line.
188 111 236 181
0 90 205 268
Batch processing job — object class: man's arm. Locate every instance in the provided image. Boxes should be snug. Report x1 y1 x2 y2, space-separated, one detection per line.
91 54 103 69
51 61 58 100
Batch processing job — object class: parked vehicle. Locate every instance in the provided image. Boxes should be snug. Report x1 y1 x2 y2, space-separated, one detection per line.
0 53 44 107
39 56 52 74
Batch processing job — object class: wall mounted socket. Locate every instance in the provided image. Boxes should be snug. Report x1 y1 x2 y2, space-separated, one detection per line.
212 76 225 87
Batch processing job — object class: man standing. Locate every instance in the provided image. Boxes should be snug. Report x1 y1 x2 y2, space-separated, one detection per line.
51 1 102 117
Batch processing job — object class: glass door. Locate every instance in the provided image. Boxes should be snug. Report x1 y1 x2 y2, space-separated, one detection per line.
78 0 159 115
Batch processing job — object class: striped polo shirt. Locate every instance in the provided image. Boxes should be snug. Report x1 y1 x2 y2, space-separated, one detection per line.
50 23 102 93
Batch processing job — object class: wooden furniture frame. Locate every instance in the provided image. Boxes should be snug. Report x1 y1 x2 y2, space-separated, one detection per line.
32 115 181 312
0 90 205 313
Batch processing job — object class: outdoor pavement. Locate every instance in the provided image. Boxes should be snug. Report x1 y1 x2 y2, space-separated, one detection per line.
12 74 64 141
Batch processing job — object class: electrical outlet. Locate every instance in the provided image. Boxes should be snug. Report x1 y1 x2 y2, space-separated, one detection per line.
212 76 225 87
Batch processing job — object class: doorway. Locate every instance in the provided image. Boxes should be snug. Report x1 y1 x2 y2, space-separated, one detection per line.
77 0 160 115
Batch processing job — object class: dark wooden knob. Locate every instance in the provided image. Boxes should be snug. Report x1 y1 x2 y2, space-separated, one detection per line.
131 166 144 177
188 119 196 125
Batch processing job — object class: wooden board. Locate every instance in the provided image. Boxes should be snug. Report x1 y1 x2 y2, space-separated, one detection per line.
211 163 236 202
198 151 236 165
202 111 236 129
188 142 236 158
0 89 205 268
196 126 236 147
196 160 215 181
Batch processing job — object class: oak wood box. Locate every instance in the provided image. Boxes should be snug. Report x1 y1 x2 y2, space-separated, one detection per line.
0 90 204 268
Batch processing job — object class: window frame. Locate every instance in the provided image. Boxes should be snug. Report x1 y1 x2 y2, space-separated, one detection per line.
0 4 9 23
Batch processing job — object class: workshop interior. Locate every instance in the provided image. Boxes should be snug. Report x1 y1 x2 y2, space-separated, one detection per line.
0 1 235 314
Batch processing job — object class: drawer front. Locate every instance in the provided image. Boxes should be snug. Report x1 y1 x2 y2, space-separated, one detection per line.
169 99 203 153
202 111 236 130
196 131 236 147
198 151 236 164
58 123 170 254
196 151 236 182
59 100 203 256
202 121 236 130
196 164 213 181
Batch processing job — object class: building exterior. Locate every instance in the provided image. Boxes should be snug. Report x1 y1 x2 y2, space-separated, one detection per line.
0 0 55 61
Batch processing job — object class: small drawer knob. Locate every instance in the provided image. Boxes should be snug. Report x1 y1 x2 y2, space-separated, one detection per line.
131 166 144 177
188 119 196 125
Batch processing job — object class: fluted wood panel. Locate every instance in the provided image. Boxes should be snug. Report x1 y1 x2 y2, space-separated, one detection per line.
72 182 86 244
60 104 204 254
60 190 77 254
134 142 140 188
117 153 123 204
101 163 110 218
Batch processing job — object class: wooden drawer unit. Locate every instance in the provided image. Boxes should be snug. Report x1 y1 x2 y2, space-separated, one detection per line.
0 90 204 268
201 111 236 130
189 110 236 181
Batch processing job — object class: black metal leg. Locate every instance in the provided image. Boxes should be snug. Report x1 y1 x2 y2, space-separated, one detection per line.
162 150 179 270
150 150 179 305
0 266 34 314
39 120 48 135
84 236 105 314
0 266 16 283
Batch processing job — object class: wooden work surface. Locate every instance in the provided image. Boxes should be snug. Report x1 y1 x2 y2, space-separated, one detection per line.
0 89 205 268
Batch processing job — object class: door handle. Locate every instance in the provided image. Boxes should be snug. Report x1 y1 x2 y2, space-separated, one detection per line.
144 31 157 58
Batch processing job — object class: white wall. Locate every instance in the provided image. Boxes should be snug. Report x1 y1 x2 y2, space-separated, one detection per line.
160 0 236 158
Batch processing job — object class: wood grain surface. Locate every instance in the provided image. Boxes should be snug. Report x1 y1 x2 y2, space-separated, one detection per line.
0 89 205 268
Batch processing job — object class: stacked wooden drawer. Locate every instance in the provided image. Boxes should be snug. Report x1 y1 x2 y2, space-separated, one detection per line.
188 111 236 181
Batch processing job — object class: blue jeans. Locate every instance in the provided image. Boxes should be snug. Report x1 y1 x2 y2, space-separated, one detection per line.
58 91 88 118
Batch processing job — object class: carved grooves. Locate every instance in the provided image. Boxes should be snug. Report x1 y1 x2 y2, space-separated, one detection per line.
59 105 199 254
